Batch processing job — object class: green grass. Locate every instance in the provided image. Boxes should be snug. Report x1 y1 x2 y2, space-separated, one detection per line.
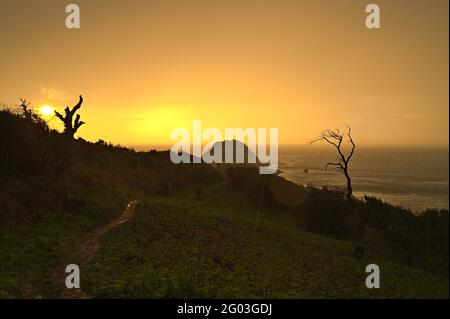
3 108 446 299
84 185 448 298
0 177 130 298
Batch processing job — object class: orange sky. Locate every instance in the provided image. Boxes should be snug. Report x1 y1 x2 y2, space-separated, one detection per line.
0 0 448 148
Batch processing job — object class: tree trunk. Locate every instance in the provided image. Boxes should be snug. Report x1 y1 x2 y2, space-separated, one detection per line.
344 168 352 200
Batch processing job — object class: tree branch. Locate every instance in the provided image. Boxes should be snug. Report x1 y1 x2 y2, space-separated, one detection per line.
54 111 65 121
345 126 356 163
71 95 83 115
325 162 344 171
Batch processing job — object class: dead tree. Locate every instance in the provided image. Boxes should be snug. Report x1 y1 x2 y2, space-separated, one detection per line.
311 127 356 200
19 98 33 121
54 95 85 138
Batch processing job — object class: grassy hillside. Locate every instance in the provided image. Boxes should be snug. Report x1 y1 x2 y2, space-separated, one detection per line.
83 186 447 298
0 107 219 298
0 175 129 298
0 106 448 298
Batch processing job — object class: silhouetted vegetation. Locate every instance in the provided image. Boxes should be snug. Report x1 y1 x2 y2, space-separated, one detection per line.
0 99 448 297
0 99 220 228
54 95 85 138
225 166 449 275
311 127 356 200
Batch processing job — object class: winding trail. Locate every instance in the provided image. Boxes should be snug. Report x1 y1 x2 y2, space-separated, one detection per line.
39 200 138 299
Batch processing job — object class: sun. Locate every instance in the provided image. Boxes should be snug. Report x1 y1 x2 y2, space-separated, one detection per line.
39 105 54 116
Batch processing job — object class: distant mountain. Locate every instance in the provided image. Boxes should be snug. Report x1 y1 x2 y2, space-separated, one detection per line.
202 139 260 165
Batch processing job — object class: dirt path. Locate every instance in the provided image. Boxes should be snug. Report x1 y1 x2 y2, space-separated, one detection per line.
39 200 138 299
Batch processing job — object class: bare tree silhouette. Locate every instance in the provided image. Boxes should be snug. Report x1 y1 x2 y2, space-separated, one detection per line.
19 98 33 121
18 98 47 129
55 95 85 138
311 127 356 200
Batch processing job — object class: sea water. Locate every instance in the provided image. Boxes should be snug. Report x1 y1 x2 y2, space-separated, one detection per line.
279 145 449 213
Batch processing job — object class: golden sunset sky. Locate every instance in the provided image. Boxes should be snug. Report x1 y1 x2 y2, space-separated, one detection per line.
0 0 448 148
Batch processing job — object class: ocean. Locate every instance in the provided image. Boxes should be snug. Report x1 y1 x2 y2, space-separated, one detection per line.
278 146 449 213
134 143 449 213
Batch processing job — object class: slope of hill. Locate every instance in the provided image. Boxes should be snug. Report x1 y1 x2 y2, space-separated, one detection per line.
83 186 447 298
0 108 448 298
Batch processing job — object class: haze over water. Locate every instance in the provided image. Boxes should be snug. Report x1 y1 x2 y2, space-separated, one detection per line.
133 143 448 213
279 145 449 213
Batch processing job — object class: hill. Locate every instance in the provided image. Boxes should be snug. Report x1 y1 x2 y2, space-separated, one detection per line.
0 107 448 298
83 186 447 298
